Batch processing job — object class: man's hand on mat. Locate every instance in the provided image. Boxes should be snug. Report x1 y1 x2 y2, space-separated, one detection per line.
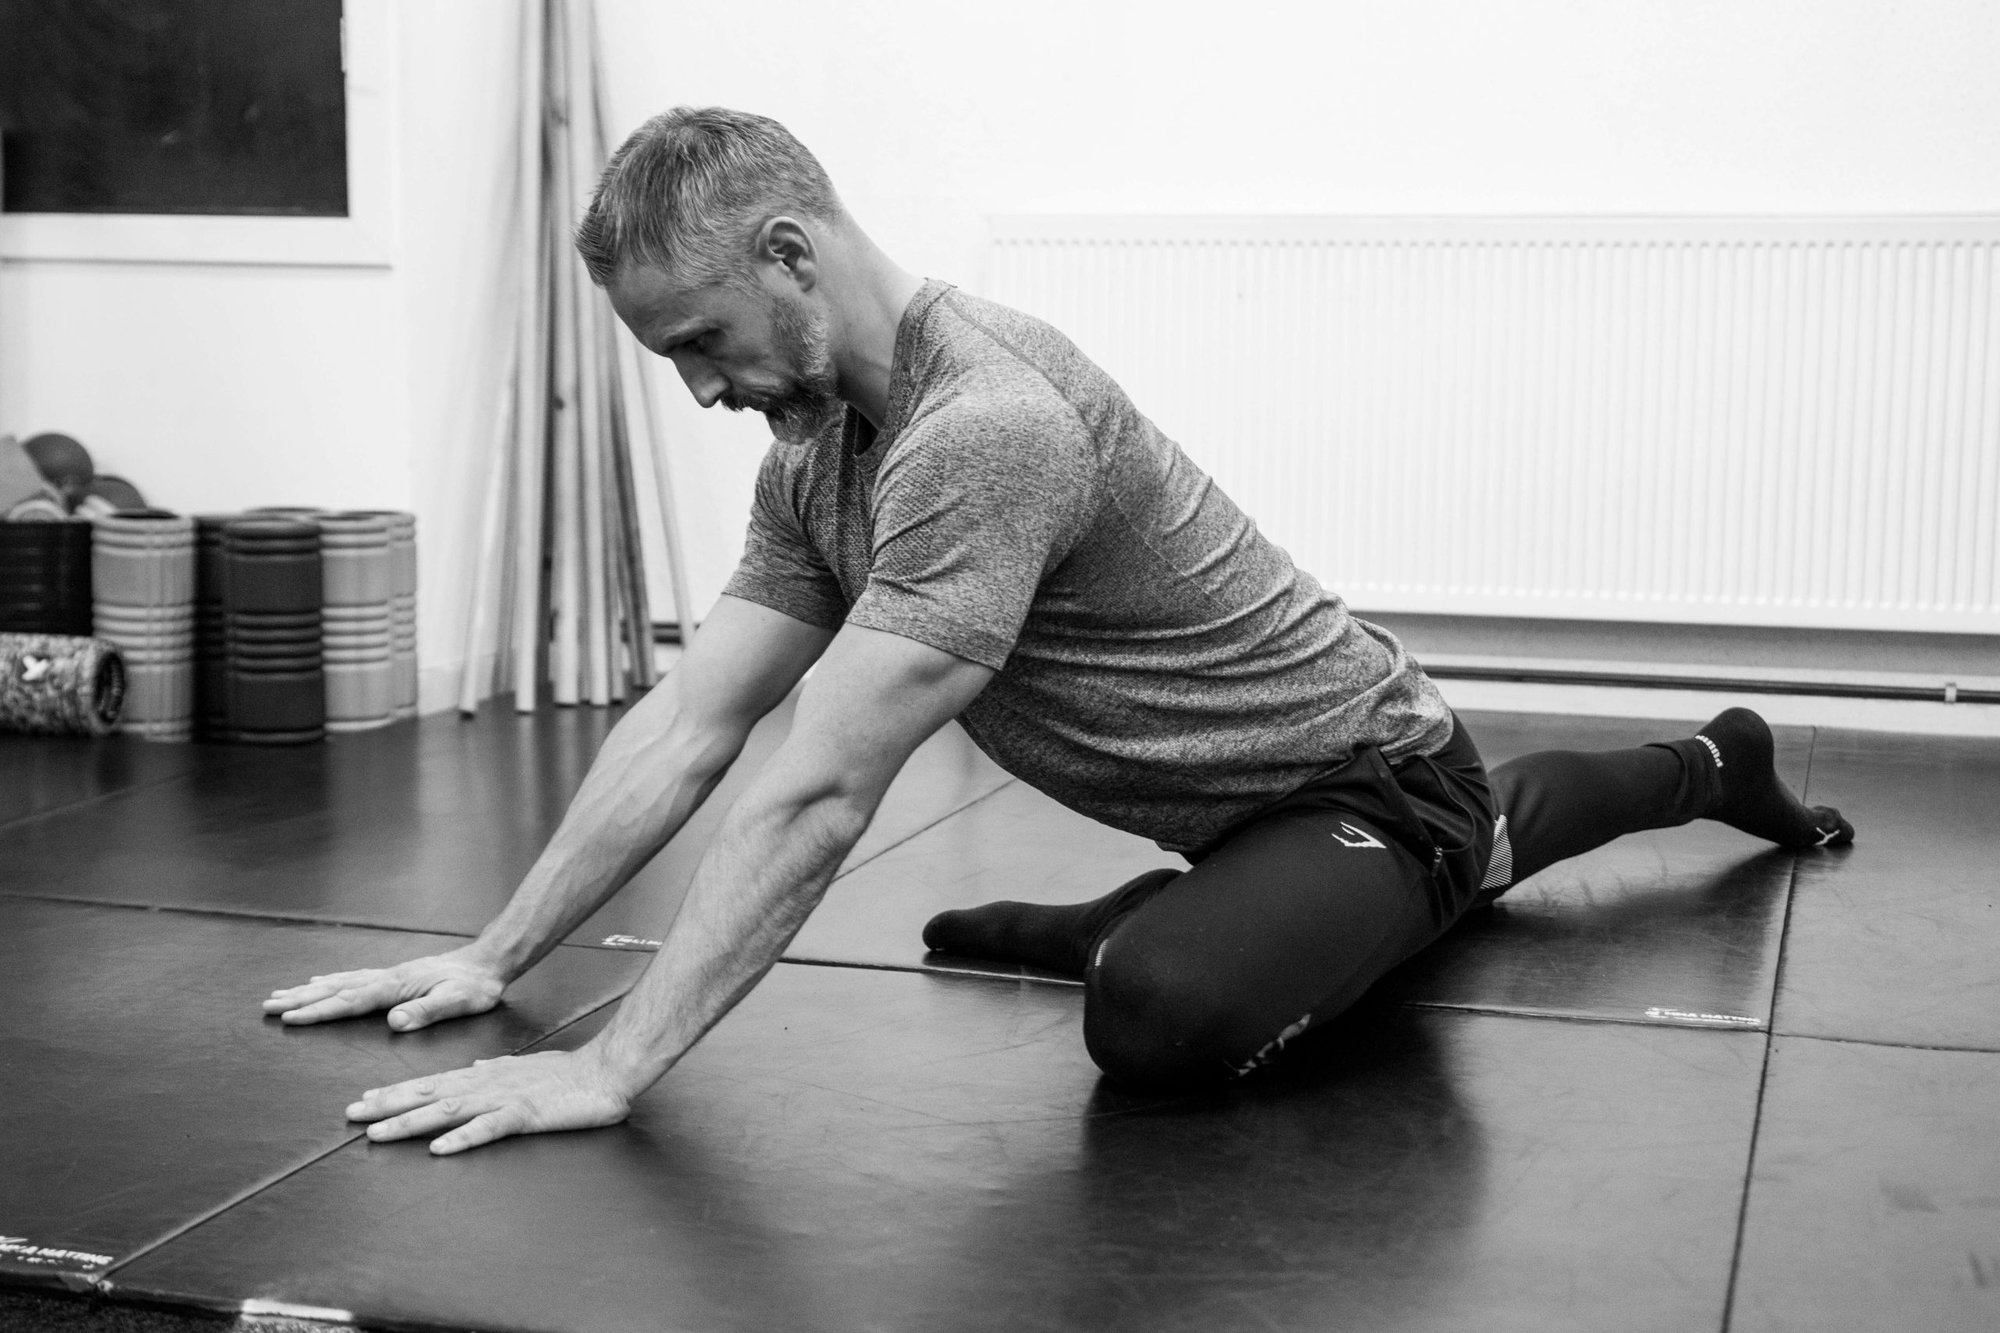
261 947 507 1031
345 1048 631 1155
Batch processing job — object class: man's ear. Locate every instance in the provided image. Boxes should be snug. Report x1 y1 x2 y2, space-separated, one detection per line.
755 216 818 293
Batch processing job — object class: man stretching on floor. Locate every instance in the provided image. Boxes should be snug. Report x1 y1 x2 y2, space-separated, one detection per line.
265 108 1854 1156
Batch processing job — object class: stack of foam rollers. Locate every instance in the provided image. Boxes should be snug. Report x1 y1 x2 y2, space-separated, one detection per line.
0 506 419 743
0 520 124 737
205 507 420 741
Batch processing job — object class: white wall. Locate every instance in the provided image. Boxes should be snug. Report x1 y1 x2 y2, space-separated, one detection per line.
597 0 2000 620
0 262 408 510
5 1 1996 708
393 3 527 708
0 0 523 710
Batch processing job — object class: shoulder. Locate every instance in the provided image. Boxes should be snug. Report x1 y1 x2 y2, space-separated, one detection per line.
920 290 1091 393
758 417 855 482
906 287 1136 452
898 297 1092 448
747 433 834 521
747 437 798 493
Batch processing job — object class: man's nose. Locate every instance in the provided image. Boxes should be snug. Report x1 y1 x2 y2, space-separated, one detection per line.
676 358 728 409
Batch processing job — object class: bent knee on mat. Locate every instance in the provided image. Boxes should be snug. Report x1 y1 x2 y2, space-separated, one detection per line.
1083 940 1251 1088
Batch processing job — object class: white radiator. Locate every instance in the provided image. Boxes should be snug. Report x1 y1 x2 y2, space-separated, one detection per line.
985 217 2000 633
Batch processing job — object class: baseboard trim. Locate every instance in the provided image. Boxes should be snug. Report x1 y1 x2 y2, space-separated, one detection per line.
1423 662 2000 705
1434 677 2000 737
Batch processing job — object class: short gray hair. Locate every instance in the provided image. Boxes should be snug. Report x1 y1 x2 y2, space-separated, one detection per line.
575 107 843 288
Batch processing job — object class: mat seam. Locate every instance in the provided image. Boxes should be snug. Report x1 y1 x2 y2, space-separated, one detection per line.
0 894 666 965
0 891 483 940
95 993 626 1296
774 958 1798 1037
1764 1029 2000 1056
511 995 625 1054
1718 727 1813 1333
829 777 1019 882
94 1133 368 1292
3 775 1020 944
0 739 282 838
0 767 215 836
1716 911 1786 1333
779 954 1085 987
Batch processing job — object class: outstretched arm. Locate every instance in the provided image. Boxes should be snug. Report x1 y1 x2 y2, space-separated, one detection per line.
261 596 835 1030
343 624 994 1154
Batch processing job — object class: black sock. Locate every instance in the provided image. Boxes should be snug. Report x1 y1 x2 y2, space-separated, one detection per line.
922 868 1182 977
1684 707 1855 848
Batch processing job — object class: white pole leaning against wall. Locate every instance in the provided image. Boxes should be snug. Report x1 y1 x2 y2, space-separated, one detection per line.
589 15 698 655
508 0 550 712
563 0 613 706
456 342 517 715
543 10 584 710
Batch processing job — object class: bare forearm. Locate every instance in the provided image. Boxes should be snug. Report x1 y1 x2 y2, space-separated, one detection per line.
334 626 987 1155
470 685 749 979
586 783 869 1091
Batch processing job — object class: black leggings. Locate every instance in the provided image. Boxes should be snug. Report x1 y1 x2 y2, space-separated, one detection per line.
1084 715 1715 1086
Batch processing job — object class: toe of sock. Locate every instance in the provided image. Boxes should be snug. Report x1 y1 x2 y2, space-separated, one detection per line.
921 910 964 952
1810 807 1856 847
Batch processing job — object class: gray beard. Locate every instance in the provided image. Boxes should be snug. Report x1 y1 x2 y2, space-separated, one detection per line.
761 381 844 445
756 297 845 445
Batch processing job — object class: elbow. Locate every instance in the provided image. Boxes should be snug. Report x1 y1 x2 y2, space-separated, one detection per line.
743 771 876 869
642 704 753 791
787 781 876 850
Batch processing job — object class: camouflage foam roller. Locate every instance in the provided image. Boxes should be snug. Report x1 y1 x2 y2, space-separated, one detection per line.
0 632 125 736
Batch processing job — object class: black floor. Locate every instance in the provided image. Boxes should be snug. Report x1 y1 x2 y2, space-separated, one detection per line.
2 703 1996 1332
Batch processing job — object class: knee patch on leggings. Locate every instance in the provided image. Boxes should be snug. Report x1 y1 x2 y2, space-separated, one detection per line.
1084 940 1322 1087
1083 932 1251 1088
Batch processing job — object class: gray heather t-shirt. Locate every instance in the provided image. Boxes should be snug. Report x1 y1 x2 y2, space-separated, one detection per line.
722 280 1453 852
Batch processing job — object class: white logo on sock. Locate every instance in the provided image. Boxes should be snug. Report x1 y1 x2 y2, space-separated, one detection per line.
1694 734 1724 769
1816 825 1840 846
21 655 50 682
1331 822 1386 849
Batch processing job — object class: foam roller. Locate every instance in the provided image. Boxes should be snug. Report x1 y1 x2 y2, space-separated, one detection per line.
337 510 417 717
315 513 396 732
92 510 195 742
223 518 324 745
0 632 126 736
193 514 233 739
0 519 93 635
